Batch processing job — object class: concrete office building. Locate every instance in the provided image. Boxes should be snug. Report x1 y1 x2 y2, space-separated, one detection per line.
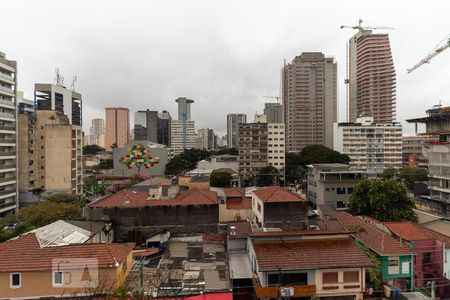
227 113 247 149
282 52 337 152
402 135 438 168
264 103 283 123
35 83 82 126
170 120 196 156
18 110 83 203
407 106 450 216
85 118 105 148
239 115 285 178
0 51 18 216
105 107 130 150
134 109 171 146
334 117 402 175
347 30 396 123
197 128 216 150
307 164 364 210
17 91 34 114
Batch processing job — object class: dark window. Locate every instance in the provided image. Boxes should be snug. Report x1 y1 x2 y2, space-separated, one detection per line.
347 187 354 194
268 273 308 285
337 188 346 194
323 272 338 284
11 273 20 287
423 252 431 264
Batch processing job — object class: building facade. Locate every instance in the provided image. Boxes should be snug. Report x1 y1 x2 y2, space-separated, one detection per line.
282 52 337 152
170 120 195 156
196 128 216 150
35 83 82 126
105 107 129 151
134 109 171 146
227 113 247 149
348 30 396 123
402 135 438 168
334 117 402 175
307 164 364 210
263 103 283 123
0 51 18 216
18 110 83 203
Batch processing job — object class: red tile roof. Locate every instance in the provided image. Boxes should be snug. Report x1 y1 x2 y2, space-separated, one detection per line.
384 222 430 241
418 226 450 248
253 237 373 271
223 187 245 198
331 212 415 256
89 188 218 208
228 221 251 238
226 198 252 210
248 230 350 238
0 233 134 272
253 186 305 203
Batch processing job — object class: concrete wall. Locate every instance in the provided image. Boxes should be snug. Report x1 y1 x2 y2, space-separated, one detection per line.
86 204 219 243
263 202 308 230
219 203 252 222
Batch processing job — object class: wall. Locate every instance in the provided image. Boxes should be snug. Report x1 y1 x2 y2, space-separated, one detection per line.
263 202 308 230
315 268 365 300
86 204 219 242
219 203 252 222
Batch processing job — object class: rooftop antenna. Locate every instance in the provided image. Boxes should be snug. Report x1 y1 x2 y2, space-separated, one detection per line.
55 68 64 87
70 75 77 91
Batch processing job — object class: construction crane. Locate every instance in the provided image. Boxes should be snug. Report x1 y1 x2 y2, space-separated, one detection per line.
263 96 281 103
340 19 394 31
407 35 450 73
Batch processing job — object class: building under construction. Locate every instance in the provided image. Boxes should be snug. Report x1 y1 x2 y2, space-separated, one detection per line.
407 105 450 216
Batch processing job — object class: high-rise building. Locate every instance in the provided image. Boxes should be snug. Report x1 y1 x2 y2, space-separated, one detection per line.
86 118 105 148
18 110 83 203
0 51 18 216
402 135 438 168
282 52 337 152
17 91 34 114
170 120 195 156
105 107 130 150
134 109 171 146
90 118 104 137
334 117 402 175
35 83 82 126
175 97 194 121
347 30 396 123
197 128 216 150
264 103 283 123
227 113 247 149
238 114 285 178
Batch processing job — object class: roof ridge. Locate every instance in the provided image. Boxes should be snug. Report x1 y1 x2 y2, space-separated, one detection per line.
267 186 278 201
104 243 119 266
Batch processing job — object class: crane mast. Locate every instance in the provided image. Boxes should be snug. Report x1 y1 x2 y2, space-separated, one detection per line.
407 37 450 73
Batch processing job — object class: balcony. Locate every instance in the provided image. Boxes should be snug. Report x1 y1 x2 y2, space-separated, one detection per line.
0 189 16 197
252 274 316 298
0 73 14 82
0 86 14 95
0 99 14 108
0 124 15 131
0 165 16 170
0 201 16 210
0 112 15 120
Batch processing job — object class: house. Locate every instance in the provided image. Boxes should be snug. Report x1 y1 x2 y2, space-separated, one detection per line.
307 163 364 210
384 221 450 297
326 212 415 291
251 186 308 230
247 231 373 300
86 188 219 243
217 187 252 222
0 232 134 299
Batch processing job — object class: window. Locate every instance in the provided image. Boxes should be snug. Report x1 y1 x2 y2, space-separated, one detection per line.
322 272 338 284
388 257 399 274
10 273 21 288
337 187 346 194
53 271 63 286
347 187 354 194
257 203 262 212
343 271 359 283
268 273 307 285
423 252 431 264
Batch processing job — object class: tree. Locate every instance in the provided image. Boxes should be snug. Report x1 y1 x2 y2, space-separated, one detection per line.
256 166 280 187
98 159 113 169
179 148 210 169
210 148 238 156
120 143 161 173
17 202 82 227
83 144 104 155
210 172 233 187
349 178 417 222
165 156 191 175
44 193 80 204
398 168 428 190
382 167 398 179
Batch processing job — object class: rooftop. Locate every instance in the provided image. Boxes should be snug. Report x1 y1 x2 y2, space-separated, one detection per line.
253 186 306 203
89 188 218 208
253 236 373 271
0 233 134 272
384 222 430 241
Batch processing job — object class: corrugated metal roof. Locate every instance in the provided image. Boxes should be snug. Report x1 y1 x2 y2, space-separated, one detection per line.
32 220 92 247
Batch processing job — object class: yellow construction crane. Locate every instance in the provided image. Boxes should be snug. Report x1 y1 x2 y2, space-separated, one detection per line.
407 35 450 73
340 18 394 31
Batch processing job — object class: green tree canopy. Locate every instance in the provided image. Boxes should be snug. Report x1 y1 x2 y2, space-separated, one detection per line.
99 159 113 169
210 172 233 188
349 178 417 222
398 168 428 190
83 144 105 155
17 202 82 228
165 156 191 175
256 166 280 187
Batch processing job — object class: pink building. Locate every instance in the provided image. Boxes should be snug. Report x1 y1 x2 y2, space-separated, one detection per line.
105 107 130 150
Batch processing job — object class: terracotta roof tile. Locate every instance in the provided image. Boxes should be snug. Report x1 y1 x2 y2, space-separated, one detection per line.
418 226 450 248
89 188 218 208
226 198 252 210
253 186 305 203
0 233 135 272
223 187 245 198
253 237 373 271
384 222 430 241
331 212 414 256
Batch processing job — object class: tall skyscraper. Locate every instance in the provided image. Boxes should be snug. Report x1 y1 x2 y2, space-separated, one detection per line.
347 30 396 123
105 107 130 150
134 109 171 146
87 118 105 148
0 51 18 216
264 103 283 123
170 98 195 155
90 118 105 137
227 113 247 149
35 83 82 126
282 52 337 152
197 128 216 150
175 97 194 121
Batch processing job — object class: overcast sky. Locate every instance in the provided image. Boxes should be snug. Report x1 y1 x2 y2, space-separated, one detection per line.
2 0 450 136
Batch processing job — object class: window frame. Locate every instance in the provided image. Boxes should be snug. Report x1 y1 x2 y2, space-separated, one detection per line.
53 271 64 287
10 273 21 289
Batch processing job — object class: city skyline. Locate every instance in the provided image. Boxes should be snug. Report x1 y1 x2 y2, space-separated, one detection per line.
2 0 449 136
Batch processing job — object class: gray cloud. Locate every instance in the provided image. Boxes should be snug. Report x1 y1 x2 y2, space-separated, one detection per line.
2 0 450 136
